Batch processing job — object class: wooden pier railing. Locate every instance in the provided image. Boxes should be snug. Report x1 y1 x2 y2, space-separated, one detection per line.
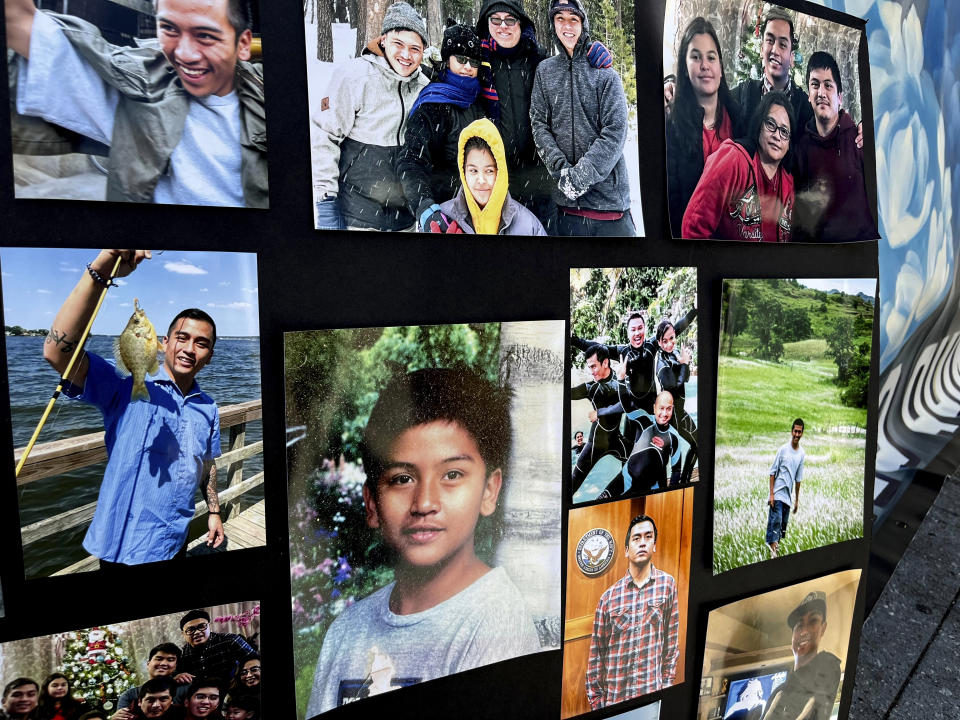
13 399 264 575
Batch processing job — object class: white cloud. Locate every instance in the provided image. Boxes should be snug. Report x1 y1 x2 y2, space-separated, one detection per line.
59 266 81 273
218 281 231 286
206 301 252 310
37 289 52 294
113 278 128 286
242 286 259 294
118 302 131 307
163 260 207 275
200 288 209 292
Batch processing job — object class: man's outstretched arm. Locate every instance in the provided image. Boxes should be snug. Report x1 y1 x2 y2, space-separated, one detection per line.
203 461 225 548
5 0 36 58
43 249 151 387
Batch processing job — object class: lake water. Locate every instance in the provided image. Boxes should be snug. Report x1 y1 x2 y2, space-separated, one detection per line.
6 335 264 577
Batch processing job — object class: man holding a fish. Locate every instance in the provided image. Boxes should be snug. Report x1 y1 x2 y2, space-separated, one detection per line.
42 249 225 570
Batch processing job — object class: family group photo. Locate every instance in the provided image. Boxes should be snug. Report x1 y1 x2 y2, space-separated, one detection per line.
662 1 877 242
284 321 563 717
713 278 873 574
569 267 698 504
304 0 643 235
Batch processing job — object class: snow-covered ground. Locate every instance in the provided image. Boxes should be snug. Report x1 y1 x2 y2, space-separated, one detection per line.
304 19 645 235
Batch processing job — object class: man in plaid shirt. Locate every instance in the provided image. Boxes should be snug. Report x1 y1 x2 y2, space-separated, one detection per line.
175 609 256 685
585 514 680 708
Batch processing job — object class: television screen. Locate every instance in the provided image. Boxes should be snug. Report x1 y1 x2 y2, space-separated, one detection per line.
722 671 788 720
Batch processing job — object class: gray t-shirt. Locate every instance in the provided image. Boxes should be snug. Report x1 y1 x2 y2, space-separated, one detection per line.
17 11 244 207
307 566 540 715
769 441 805 506
116 681 189 712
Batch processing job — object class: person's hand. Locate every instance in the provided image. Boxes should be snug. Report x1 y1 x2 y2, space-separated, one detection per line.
768 494 775 508
856 121 863 149
664 79 676 112
206 514 225 548
652 436 664 449
617 353 627 381
110 709 134 720
559 167 588 201
588 409 598 422
315 195 343 230
794 500 799 514
586 41 613 69
680 344 693 364
174 673 194 685
92 250 151 281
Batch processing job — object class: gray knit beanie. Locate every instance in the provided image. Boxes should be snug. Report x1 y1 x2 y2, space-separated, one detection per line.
381 1 428 44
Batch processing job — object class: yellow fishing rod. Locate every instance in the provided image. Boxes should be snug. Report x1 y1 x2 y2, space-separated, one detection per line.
14 254 124 478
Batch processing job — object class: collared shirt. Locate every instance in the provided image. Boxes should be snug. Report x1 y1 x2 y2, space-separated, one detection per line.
180 632 256 682
64 352 220 565
585 565 680 709
762 73 795 97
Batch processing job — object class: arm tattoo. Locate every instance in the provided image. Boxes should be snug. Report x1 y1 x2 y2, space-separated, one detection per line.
46 328 78 354
203 462 220 513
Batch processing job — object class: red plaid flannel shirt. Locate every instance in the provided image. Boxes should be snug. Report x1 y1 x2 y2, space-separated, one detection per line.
585 565 680 709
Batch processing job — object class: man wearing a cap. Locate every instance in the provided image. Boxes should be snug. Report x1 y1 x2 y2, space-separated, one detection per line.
762 591 841 720
530 0 634 236
312 1 429 231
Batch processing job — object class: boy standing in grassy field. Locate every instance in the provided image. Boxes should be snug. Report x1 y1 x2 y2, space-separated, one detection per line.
307 368 539 714
766 419 805 558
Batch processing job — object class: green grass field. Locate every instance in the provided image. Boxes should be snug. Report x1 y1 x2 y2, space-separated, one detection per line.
713 352 866 574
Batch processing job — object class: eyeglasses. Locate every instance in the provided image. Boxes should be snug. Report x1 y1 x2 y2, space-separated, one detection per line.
192 693 219 702
763 116 791 141
453 55 480 68
182 622 209 635
239 666 261 675
488 16 519 27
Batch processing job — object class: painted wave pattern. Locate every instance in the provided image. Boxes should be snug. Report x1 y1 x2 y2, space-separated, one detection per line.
821 0 960 478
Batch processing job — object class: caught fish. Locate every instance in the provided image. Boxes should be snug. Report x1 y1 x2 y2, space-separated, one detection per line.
114 298 159 402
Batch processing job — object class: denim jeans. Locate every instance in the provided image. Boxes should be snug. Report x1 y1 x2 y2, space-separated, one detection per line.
766 500 791 544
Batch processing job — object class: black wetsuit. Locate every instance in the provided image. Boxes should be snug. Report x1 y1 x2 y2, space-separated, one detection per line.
655 348 698 482
571 373 627 487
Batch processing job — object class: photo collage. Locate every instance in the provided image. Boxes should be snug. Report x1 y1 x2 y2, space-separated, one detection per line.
0 1 881 720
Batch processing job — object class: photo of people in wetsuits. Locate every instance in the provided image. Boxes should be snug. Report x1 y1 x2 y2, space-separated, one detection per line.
305 0 644 235
569 267 698 504
662 1 878 243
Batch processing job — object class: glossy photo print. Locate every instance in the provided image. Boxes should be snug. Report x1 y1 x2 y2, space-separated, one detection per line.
5 0 267 207
697 570 861 720
285 321 563 718
561 490 692 717
1 248 264 577
569 267 698 504
0 602 260 717
305 0 643 236
662 1 877 242
713 278 874 574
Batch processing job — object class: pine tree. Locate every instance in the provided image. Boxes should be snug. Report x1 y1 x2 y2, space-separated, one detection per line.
57 626 136 710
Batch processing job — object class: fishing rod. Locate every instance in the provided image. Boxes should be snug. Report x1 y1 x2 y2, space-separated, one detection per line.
14 254 124 478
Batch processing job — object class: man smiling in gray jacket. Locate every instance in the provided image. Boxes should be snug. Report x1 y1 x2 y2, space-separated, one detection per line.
530 0 633 236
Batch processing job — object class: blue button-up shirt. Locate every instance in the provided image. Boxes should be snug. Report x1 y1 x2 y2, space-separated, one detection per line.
65 352 221 564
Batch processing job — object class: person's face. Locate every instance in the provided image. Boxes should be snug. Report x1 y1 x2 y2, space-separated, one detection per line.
147 651 179 678
224 708 253 720
625 520 657 566
363 420 502 570
554 11 582 56
239 659 261 687
627 317 645 347
140 691 173 719
464 148 498 208
654 396 674 426
791 610 826 661
685 32 721 99
585 354 610 381
156 0 251 98
187 688 220 719
658 326 676 354
808 66 842 127
487 12 521 48
761 19 793 84
448 54 479 78
758 103 790 166
46 678 69 699
162 318 215 387
181 618 211 647
791 423 804 448
575 432 584 447
382 29 424 77
3 684 38 715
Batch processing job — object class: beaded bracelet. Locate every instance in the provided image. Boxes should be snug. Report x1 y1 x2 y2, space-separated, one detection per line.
86 263 116 288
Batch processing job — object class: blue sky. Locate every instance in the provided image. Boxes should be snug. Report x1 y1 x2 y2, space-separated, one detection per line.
0 248 259 336
797 277 877 298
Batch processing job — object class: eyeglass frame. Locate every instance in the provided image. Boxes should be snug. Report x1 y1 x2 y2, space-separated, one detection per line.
182 622 209 635
762 116 791 142
488 15 519 27
452 54 481 68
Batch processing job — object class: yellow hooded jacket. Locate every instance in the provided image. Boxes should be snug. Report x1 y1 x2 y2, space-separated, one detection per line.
457 119 511 235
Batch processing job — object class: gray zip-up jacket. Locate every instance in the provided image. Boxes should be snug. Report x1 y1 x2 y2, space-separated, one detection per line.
9 12 267 207
529 26 630 212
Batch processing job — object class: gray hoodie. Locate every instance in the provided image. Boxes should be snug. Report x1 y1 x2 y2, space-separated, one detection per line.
529 3 631 212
